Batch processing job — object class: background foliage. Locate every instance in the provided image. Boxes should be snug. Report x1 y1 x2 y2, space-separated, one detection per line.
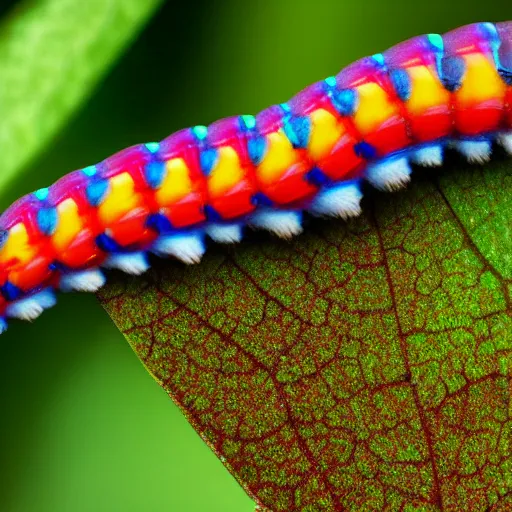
0 0 511 510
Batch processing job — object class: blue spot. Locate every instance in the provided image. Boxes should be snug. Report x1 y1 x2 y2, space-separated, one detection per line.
34 188 49 201
428 34 444 52
440 56 466 92
192 125 208 141
481 23 512 85
145 142 160 154
499 67 512 86
239 115 256 131
203 205 223 222
82 165 97 177
1 281 22 301
86 179 109 207
145 161 166 189
372 53 385 67
146 213 172 233
283 116 311 149
331 89 357 116
200 148 218 175
306 167 331 187
95 233 121 253
324 76 337 87
480 22 499 48
0 230 8 249
280 103 291 113
248 136 267 165
354 141 377 160
37 207 58 236
49 260 70 272
251 192 273 207
390 68 411 101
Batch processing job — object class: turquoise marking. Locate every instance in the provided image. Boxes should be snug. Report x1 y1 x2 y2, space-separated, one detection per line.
34 188 49 201
145 142 160 154
192 125 208 141
428 33 445 81
324 76 337 87
428 34 444 52
82 165 97 177
240 115 256 131
372 53 385 67
280 102 291 113
193 125 218 175
324 76 358 117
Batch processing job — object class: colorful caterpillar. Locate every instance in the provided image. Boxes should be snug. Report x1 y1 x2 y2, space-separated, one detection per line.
0 21 511 332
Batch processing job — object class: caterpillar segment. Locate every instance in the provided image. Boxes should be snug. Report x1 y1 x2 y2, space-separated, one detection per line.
0 21 511 332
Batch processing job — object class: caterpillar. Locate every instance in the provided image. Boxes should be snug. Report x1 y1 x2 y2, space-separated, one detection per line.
0 21 511 333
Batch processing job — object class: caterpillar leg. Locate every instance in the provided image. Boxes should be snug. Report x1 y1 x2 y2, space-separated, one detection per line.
308 182 363 219
152 233 205 264
497 131 512 154
6 289 56 321
103 252 150 275
249 210 303 239
452 139 492 164
410 145 444 167
60 268 106 292
365 156 412 191
205 224 243 244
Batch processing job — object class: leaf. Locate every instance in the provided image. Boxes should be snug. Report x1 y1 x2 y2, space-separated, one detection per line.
99 154 512 512
0 0 163 194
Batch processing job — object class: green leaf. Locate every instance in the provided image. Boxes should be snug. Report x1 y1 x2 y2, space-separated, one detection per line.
0 0 163 193
100 155 512 511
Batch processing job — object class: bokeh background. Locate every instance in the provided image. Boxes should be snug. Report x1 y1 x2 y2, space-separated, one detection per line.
0 1 511 511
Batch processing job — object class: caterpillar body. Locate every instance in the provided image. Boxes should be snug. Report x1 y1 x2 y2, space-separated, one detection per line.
0 21 511 332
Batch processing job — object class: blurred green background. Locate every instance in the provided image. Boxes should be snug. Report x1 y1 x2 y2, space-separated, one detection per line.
0 1 511 511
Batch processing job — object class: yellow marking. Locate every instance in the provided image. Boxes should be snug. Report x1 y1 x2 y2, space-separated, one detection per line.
0 223 35 266
353 82 399 135
155 158 192 206
407 65 451 115
98 172 140 225
257 130 298 185
308 109 345 161
208 146 244 197
455 53 506 106
52 199 82 251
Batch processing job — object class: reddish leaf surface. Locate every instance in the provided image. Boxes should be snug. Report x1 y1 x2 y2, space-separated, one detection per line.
99 156 512 512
